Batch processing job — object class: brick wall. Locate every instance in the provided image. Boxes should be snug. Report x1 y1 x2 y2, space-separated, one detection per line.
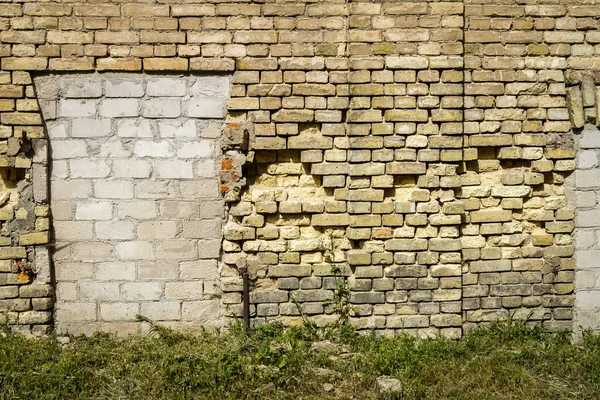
0 0 598 337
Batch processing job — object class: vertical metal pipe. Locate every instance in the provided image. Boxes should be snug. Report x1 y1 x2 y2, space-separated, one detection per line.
240 267 250 329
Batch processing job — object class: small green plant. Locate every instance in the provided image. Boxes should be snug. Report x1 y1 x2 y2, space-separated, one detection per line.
290 293 318 337
323 248 355 330
136 314 186 345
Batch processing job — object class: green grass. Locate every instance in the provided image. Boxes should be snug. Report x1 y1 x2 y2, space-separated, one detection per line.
1 320 600 399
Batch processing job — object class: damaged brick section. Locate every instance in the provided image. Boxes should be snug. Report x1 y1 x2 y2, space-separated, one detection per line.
0 0 598 338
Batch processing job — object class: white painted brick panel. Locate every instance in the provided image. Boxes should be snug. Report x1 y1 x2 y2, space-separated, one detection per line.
45 74 229 332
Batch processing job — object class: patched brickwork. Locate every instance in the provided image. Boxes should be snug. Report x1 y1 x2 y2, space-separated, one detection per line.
35 74 230 334
0 0 598 337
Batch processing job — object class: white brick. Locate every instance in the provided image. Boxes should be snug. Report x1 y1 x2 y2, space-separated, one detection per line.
54 262 94 281
180 180 218 198
95 180 134 199
100 303 139 321
56 282 78 301
190 76 231 97
164 282 204 300
181 300 219 323
56 302 96 322
184 98 226 118
70 159 111 178
156 240 197 259
80 282 120 301
116 118 152 137
138 261 179 280
142 98 181 118
147 77 187 97
135 181 176 199
154 160 194 179
52 161 69 178
117 201 157 219
113 159 152 178
575 291 600 309
197 239 221 259
46 121 69 138
105 79 144 98
95 262 136 281
71 118 111 138
51 201 73 220
61 78 102 98
196 159 218 178
51 140 87 159
99 139 132 158
140 302 181 320
134 140 173 158
58 99 96 117
578 150 598 169
575 230 596 250
75 201 113 220
199 200 224 219
179 260 218 280
116 241 154 260
182 219 221 239
54 221 93 241
159 201 198 219
577 250 600 270
576 170 600 189
71 242 114 262
177 140 214 158
200 121 223 138
137 221 177 239
95 221 135 240
52 180 92 199
122 282 163 301
99 99 140 117
580 128 600 149
576 191 597 208
158 120 197 138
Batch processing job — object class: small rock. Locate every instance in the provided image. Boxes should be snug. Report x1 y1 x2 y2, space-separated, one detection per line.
310 340 336 353
312 367 339 379
56 336 70 345
323 383 334 392
377 376 402 398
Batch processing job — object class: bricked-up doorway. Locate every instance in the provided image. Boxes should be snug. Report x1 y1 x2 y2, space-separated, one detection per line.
34 74 231 335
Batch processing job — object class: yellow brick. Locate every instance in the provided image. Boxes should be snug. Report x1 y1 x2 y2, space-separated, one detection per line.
0 247 26 259
0 85 23 98
47 31 93 44
49 58 94 71
143 58 188 71
19 231 50 246
97 58 142 71
1 57 47 71
1 112 42 125
122 4 169 17
96 31 139 44
190 58 235 71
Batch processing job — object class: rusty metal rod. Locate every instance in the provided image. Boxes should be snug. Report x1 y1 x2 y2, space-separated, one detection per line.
240 267 250 329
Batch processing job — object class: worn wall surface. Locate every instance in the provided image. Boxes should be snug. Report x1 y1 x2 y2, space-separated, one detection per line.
0 0 598 337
